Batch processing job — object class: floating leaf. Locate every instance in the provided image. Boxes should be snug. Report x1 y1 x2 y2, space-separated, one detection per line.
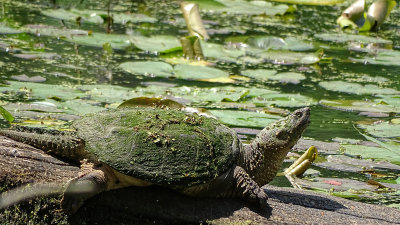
268 0 344 6
342 144 400 165
351 50 400 66
320 99 400 114
119 61 229 81
358 121 400 138
119 61 174 78
42 8 157 24
68 32 132 50
24 24 89 38
209 109 281 128
253 93 317 107
241 69 305 84
248 36 314 51
315 33 392 45
11 74 46 83
241 69 278 80
174 64 229 80
129 35 181 53
319 81 400 95
201 42 245 62
199 0 291 16
0 24 22 34
0 106 14 123
254 50 320 65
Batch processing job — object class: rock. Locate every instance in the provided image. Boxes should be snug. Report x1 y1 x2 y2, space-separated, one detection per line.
1 136 400 224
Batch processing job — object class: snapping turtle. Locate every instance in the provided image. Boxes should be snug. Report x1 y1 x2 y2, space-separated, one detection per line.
0 107 310 213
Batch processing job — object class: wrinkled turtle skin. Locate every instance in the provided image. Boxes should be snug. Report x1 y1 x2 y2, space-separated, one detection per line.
0 107 310 214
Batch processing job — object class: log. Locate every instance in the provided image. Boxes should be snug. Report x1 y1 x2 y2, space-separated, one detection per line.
1 136 399 225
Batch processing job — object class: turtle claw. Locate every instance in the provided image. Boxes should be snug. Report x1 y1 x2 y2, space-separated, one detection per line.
257 189 269 210
61 195 85 214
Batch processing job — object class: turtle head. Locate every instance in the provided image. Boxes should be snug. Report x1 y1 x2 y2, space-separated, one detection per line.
248 107 310 156
271 107 310 149
242 107 310 185
273 107 310 144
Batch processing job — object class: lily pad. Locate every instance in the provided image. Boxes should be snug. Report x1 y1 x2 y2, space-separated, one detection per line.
13 52 61 60
254 50 320 65
11 74 46 83
67 32 132 50
253 93 317 107
316 155 400 172
119 61 230 81
351 50 400 66
24 24 89 38
200 0 291 16
268 0 344 5
174 64 229 80
319 99 400 114
342 144 400 165
315 33 392 45
201 42 245 62
209 109 281 128
358 121 400 138
129 35 181 53
42 8 156 24
0 24 22 34
248 36 314 51
319 81 400 95
119 61 173 78
241 69 305 84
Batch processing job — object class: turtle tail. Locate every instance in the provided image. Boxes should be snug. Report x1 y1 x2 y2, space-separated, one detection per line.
0 125 86 162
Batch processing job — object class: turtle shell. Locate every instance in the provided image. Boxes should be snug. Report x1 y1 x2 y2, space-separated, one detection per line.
73 108 241 186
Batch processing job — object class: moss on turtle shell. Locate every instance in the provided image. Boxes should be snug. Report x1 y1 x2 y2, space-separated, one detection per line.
73 108 240 186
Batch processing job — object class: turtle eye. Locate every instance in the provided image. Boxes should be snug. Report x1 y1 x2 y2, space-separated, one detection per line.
295 111 302 118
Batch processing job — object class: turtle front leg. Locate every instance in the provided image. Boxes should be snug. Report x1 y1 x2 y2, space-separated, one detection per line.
61 163 114 214
230 166 268 209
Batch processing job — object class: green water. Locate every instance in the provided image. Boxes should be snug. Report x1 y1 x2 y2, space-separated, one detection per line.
0 0 399 208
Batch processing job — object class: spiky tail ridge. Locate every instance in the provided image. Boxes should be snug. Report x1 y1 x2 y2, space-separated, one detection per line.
0 125 86 162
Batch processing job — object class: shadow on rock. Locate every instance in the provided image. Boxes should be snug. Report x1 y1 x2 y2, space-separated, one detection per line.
265 185 346 211
70 185 272 224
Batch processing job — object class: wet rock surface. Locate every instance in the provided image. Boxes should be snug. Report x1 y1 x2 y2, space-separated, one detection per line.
1 136 400 225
